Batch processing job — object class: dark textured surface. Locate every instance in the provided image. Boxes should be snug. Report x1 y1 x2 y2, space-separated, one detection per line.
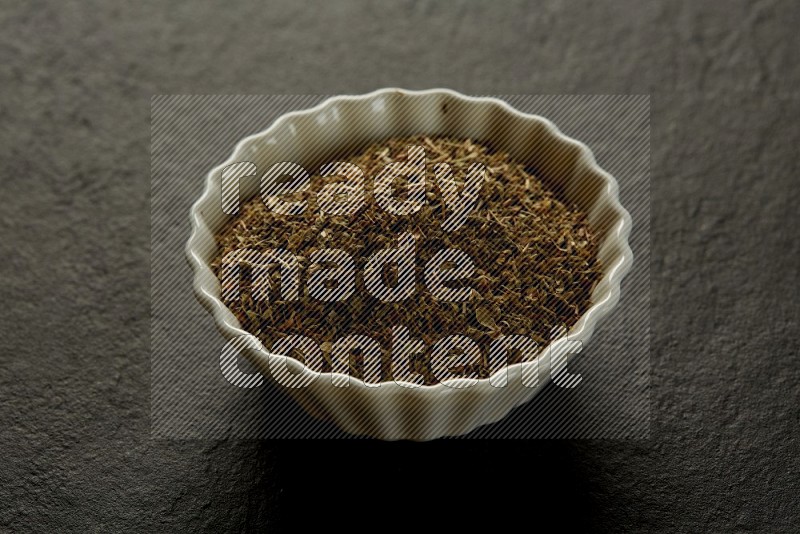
0 0 798 531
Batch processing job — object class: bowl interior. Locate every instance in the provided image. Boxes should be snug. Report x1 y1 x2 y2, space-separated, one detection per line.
193 91 629 347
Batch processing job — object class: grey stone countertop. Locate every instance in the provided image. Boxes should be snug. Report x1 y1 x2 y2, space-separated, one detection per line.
0 1 797 531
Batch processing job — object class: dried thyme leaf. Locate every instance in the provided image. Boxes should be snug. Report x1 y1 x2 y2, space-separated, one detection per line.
475 306 498 330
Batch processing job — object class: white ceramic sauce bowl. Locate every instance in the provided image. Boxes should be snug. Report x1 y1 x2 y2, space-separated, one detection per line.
186 89 633 440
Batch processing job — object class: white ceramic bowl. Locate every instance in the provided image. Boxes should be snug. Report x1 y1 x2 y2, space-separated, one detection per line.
187 88 633 440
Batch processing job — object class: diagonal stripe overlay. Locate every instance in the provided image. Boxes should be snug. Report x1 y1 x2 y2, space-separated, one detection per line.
151 94 650 439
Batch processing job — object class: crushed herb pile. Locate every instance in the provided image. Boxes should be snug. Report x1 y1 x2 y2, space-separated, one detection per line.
212 136 601 384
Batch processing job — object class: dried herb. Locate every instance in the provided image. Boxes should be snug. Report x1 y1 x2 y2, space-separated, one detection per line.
212 136 600 384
